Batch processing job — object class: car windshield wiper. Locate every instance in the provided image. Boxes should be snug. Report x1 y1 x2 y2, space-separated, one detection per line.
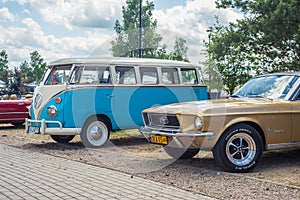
247 95 264 98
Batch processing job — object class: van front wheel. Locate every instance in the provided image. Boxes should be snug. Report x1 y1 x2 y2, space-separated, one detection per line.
80 117 110 148
50 135 75 143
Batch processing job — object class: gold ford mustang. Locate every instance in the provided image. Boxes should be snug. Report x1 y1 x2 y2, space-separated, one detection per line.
140 72 300 172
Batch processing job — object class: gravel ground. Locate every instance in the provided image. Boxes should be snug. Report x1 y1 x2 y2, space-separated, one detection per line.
0 124 300 199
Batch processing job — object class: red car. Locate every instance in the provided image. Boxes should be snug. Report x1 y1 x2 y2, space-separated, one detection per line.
0 95 32 126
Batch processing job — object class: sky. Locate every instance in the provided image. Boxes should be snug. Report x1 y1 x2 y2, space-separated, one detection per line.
0 0 244 67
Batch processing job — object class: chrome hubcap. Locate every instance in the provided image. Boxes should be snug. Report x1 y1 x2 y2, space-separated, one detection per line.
226 133 256 166
90 126 102 140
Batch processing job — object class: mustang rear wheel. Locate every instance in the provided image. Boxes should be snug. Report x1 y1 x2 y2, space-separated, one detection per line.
164 146 200 159
213 124 263 173
50 135 75 143
80 117 110 148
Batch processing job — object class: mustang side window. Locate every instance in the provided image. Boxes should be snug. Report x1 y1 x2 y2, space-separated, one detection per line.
140 67 158 84
181 68 198 84
115 66 136 85
162 68 179 84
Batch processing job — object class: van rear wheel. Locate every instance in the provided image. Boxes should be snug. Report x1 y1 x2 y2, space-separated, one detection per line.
80 117 110 148
50 135 75 143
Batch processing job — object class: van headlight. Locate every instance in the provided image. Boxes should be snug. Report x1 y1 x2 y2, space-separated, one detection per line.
46 105 58 118
194 116 203 130
34 93 42 109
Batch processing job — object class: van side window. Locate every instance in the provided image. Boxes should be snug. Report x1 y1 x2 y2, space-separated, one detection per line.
140 67 158 84
162 68 179 84
98 67 111 84
116 66 136 85
71 66 111 84
181 68 198 84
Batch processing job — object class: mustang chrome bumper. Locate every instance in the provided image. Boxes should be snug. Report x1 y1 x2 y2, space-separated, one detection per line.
139 126 214 138
139 126 215 148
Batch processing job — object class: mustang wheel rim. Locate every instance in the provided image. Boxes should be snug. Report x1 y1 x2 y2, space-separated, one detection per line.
226 133 256 166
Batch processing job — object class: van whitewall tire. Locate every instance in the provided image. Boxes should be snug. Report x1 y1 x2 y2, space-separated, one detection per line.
80 117 110 148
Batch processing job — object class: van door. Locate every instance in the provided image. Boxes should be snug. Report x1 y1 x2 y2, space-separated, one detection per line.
65 65 113 128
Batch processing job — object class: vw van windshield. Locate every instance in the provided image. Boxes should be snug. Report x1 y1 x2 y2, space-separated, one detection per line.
233 75 299 100
45 65 72 85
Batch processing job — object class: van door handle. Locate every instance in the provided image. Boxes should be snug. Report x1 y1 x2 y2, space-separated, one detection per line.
107 95 114 98
18 103 25 106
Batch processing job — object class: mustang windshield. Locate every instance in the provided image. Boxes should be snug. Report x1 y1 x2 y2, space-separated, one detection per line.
233 75 299 100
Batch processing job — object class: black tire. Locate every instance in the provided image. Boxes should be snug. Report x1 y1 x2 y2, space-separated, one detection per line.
50 135 75 143
213 124 263 173
12 123 24 127
164 146 200 159
80 117 110 148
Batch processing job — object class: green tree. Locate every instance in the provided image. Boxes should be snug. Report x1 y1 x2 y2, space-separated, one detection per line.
205 1 300 94
171 37 189 62
30 51 46 82
111 0 163 58
20 60 34 83
0 50 9 84
206 21 252 95
214 0 300 73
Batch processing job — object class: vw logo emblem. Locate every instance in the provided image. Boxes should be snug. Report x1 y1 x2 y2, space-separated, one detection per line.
159 116 169 125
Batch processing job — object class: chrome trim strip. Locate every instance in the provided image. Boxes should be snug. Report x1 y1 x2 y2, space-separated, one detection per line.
0 112 28 115
267 142 300 150
0 118 26 121
145 126 181 133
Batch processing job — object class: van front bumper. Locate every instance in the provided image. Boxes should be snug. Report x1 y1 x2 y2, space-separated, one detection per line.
25 118 81 135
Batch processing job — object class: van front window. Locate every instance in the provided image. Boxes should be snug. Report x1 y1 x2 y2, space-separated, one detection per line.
45 65 72 85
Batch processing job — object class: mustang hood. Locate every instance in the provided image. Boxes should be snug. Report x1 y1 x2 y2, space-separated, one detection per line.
144 98 290 116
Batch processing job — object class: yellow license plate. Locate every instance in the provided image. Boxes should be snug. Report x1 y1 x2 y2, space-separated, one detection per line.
151 135 168 145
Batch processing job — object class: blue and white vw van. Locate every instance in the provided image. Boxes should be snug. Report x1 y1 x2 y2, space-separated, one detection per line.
25 57 208 147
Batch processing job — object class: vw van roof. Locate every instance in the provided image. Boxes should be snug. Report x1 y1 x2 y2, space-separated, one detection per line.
48 57 198 68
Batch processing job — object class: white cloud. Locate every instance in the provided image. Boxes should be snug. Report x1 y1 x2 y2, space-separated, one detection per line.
0 0 244 66
0 7 14 22
153 0 244 64
27 0 126 30
0 17 113 66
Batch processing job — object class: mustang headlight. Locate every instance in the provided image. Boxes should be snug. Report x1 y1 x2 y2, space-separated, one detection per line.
46 105 58 118
194 116 203 130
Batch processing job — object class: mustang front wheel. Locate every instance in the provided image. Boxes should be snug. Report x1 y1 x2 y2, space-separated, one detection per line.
213 124 263 173
164 146 200 159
